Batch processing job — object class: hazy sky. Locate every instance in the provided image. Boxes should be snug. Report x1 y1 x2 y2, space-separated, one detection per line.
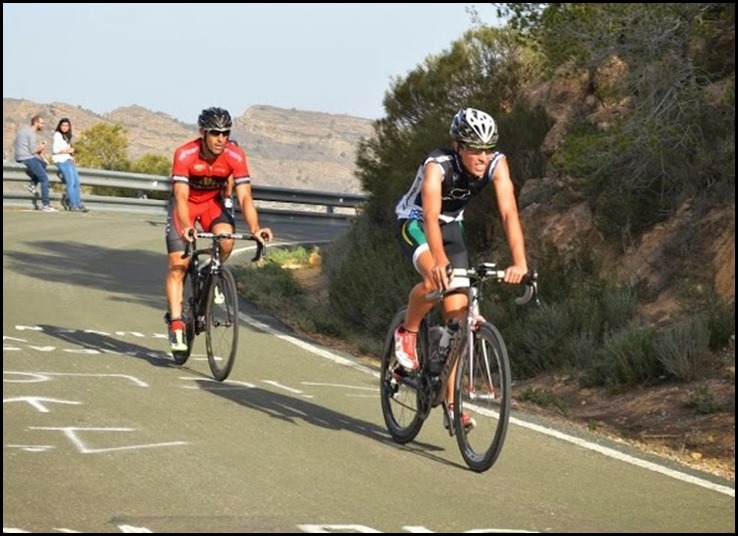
3 3 498 123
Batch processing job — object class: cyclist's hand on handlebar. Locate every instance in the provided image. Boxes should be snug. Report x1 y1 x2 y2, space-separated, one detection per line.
253 227 273 243
504 263 528 284
182 227 197 243
431 261 451 291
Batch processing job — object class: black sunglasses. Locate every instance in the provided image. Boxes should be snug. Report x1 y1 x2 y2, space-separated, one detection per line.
207 129 231 137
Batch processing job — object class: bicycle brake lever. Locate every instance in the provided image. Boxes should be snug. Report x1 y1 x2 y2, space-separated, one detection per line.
181 241 192 260
180 229 197 259
251 236 267 263
515 270 540 306
424 264 455 301
425 290 443 301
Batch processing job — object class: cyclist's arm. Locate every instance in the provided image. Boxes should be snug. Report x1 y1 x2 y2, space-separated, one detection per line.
421 162 450 289
491 156 528 282
225 174 234 197
172 181 194 240
235 182 272 241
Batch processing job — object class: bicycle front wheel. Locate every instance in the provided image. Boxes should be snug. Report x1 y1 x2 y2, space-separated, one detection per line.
205 268 239 381
379 308 425 444
454 322 512 473
172 268 197 365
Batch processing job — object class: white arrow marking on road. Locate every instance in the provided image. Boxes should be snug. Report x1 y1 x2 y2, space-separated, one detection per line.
4 396 82 413
3 371 149 387
29 427 187 453
263 380 308 395
7 444 56 452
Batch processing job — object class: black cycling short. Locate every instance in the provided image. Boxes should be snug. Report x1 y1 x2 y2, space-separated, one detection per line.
396 219 470 274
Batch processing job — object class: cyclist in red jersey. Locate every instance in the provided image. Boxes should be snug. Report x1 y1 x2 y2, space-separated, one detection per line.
164 106 273 352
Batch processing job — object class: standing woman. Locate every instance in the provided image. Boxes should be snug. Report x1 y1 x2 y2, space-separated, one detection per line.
52 117 88 212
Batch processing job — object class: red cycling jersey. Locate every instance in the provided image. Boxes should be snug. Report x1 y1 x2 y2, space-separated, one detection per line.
171 138 251 204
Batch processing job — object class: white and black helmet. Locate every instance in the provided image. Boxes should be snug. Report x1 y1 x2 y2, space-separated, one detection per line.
449 108 498 147
198 107 232 130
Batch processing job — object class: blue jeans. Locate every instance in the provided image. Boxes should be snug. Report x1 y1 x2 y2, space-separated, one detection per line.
57 160 82 208
19 157 51 207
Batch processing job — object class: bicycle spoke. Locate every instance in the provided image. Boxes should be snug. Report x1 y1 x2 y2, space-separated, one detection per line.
454 323 511 473
205 269 239 381
379 308 425 443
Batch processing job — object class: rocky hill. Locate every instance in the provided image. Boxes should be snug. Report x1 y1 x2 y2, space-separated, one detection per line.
3 98 374 193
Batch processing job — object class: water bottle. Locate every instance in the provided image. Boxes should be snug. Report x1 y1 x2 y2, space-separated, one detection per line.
429 319 460 375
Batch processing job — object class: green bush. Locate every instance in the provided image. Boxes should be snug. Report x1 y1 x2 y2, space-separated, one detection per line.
655 315 712 382
594 326 661 389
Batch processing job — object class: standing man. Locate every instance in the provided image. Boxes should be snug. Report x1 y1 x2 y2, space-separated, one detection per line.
164 106 273 352
13 115 56 211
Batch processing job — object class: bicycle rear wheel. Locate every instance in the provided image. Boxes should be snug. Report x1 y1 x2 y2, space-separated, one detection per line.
172 268 197 365
380 308 425 443
205 268 239 381
454 322 512 473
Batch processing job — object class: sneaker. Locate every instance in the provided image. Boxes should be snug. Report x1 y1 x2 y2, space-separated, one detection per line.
213 285 225 305
27 183 37 194
169 319 187 352
394 325 419 371
444 404 476 433
41 205 58 212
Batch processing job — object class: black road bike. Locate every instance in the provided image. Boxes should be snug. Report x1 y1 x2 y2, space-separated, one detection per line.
380 263 539 472
170 231 266 381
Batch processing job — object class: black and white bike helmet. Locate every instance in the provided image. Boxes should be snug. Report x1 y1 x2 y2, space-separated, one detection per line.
449 108 498 147
198 107 233 130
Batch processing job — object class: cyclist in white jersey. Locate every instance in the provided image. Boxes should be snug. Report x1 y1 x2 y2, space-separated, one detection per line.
394 107 529 430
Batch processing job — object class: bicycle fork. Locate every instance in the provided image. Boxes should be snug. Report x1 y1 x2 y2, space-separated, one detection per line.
462 287 497 403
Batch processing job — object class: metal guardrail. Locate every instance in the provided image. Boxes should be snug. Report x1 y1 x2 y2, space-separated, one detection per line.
2 162 366 223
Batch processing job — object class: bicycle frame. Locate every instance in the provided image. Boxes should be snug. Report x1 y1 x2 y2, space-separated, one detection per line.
171 230 267 381
187 237 226 335
437 264 537 407
380 261 539 472
423 265 508 409
184 231 266 328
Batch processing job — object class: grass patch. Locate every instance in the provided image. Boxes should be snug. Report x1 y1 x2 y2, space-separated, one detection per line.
683 384 722 414
517 387 568 414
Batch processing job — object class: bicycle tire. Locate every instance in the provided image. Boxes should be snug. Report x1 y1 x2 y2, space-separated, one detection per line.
379 307 425 443
454 322 512 473
172 268 197 365
205 268 239 381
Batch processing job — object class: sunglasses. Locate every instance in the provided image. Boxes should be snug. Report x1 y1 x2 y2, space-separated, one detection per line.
462 144 495 155
207 129 231 137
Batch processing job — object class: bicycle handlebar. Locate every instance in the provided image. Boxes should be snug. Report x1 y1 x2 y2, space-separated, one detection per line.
181 230 267 263
425 263 540 306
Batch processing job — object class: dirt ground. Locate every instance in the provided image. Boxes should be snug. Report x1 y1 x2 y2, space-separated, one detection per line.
283 265 735 483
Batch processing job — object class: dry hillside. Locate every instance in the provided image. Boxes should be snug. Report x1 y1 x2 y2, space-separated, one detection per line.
3 99 373 193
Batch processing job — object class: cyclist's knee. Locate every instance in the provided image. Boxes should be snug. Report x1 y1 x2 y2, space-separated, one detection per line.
167 263 188 279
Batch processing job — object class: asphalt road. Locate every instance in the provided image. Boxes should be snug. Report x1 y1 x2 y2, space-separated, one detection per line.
3 208 734 533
